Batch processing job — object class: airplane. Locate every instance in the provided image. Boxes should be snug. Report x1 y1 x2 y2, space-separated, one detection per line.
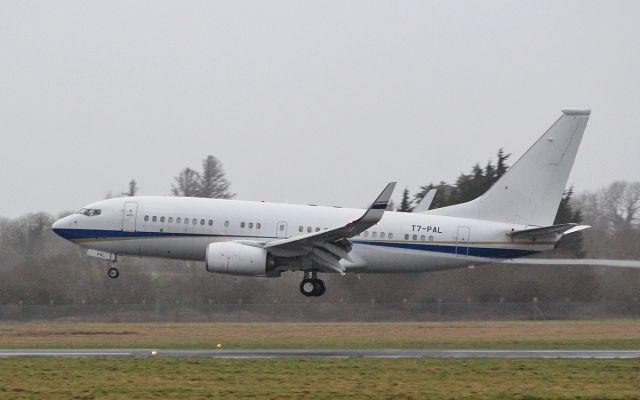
53 109 592 297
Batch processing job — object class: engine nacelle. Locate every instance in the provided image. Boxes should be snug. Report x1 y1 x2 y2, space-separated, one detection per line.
205 242 275 276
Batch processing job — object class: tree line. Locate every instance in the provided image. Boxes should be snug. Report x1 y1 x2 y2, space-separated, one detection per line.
0 153 638 306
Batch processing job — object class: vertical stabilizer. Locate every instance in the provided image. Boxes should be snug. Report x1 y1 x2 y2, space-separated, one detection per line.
428 110 590 226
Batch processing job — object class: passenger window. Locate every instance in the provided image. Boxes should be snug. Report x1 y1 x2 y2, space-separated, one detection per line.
176 217 181 224
429 235 434 241
224 221 229 227
372 232 377 238
168 217 173 223
307 227 312 233
208 220 213 226
184 218 189 225
192 218 197 225
144 215 149 222
200 219 205 225
152 216 157 222
364 231 369 237
315 227 320 232
160 216 165 223
404 234 409 240
380 232 385 239
412 234 417 240
420 235 425 241
389 233 393 239
249 222 254 229
299 226 303 232
241 222 245 228
256 223 261 229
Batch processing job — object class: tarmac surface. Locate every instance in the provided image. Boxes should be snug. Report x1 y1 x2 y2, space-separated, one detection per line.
1 349 640 358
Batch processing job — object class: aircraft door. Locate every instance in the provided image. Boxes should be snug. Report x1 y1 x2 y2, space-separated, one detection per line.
122 202 138 232
456 226 470 256
276 221 288 238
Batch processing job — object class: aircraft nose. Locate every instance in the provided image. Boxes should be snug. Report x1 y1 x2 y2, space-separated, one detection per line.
52 218 64 236
52 216 72 239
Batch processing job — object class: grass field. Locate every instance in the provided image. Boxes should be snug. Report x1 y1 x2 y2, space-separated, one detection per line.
1 321 639 399
0 320 639 349
1 357 639 399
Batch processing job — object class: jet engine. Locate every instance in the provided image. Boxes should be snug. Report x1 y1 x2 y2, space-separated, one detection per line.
205 242 276 276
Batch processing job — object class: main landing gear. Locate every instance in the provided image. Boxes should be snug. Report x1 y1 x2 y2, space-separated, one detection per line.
299 272 326 297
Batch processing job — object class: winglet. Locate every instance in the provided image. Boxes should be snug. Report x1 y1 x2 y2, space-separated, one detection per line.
369 182 397 210
413 189 437 213
356 182 396 226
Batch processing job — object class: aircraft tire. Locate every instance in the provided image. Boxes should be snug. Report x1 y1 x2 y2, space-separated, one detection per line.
107 267 120 279
315 279 326 296
299 279 317 297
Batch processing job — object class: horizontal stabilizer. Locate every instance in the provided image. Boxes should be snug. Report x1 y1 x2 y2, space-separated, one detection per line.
508 223 590 240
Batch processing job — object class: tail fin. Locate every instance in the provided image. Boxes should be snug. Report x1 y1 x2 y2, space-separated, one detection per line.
428 109 590 226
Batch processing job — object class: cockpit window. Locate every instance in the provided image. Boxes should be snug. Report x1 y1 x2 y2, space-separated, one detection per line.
79 208 101 217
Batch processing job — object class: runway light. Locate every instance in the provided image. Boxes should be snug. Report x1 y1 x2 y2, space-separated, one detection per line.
151 350 157 356
217 343 222 349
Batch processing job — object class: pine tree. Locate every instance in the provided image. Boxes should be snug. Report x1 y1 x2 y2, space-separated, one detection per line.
122 180 138 197
171 168 201 197
496 148 510 178
398 188 413 212
171 156 235 199
198 155 234 199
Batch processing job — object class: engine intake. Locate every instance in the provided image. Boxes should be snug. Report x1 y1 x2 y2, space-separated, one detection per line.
206 242 276 276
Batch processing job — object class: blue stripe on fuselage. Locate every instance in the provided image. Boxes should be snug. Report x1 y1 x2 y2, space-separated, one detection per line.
53 228 539 259
352 240 539 259
52 228 234 241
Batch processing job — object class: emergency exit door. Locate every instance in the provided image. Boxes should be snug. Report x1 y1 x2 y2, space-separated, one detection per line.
276 221 288 238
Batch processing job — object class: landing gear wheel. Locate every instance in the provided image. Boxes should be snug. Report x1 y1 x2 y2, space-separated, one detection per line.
315 279 326 296
299 278 326 297
107 267 120 279
300 279 317 297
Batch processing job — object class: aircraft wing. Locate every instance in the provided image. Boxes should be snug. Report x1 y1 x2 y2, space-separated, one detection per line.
263 182 396 274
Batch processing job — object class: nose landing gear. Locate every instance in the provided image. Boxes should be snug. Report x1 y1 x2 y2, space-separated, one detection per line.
107 266 120 279
299 272 326 297
107 258 119 279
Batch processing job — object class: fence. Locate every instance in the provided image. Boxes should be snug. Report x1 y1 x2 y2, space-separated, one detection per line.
1 299 639 322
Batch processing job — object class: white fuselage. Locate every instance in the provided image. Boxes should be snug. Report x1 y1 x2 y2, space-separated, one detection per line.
52 196 552 273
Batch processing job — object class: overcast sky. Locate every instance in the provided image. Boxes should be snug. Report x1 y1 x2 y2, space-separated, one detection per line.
1 1 638 218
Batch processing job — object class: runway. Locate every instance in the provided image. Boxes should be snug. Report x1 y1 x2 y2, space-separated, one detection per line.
1 349 640 358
